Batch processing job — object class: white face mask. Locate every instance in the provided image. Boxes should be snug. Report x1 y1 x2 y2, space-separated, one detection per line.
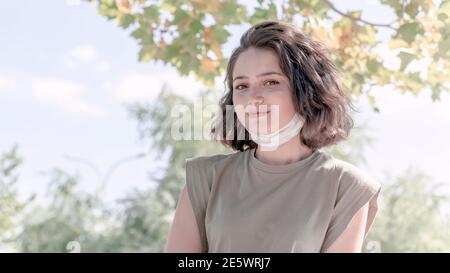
248 113 305 151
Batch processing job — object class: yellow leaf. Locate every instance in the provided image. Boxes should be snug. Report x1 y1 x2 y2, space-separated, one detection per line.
159 39 166 49
115 0 131 14
211 42 223 59
202 57 218 73
204 27 213 44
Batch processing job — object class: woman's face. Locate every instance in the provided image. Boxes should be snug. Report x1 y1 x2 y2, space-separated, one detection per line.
232 47 298 134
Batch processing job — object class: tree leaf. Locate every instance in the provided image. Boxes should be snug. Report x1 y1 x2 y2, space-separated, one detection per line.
397 22 423 44
397 51 416 71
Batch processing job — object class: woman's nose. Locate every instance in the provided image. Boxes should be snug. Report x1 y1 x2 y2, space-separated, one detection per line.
248 86 264 104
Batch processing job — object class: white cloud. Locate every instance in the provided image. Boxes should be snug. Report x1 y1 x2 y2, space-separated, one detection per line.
368 84 450 123
431 92 450 121
69 45 98 63
0 76 16 95
369 85 422 115
62 45 111 74
33 78 106 117
113 73 161 102
94 60 111 74
66 0 81 6
112 71 207 103
367 0 379 6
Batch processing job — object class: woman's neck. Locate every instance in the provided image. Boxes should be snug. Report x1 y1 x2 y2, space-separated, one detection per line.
254 134 313 165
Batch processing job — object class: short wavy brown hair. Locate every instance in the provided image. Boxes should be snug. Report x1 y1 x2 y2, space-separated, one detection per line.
211 20 356 152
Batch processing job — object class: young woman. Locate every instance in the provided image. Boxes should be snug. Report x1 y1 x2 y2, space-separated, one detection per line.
165 20 381 253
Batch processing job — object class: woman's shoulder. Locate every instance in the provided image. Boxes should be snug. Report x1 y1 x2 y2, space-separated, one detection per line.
314 150 380 190
185 149 244 189
185 149 244 171
317 155 382 252
326 155 382 194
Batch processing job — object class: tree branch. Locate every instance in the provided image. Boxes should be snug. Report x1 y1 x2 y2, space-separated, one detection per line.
323 0 397 31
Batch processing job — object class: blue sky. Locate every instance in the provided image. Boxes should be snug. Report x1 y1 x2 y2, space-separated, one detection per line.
1 0 449 204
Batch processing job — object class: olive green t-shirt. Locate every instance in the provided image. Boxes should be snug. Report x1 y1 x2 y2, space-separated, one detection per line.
185 147 381 253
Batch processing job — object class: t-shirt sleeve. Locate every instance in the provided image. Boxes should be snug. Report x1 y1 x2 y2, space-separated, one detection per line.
320 164 382 252
184 156 214 252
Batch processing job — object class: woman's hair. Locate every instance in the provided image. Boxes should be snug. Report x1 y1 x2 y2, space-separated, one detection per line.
211 20 356 152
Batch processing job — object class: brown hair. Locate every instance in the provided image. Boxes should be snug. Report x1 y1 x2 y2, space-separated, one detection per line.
211 20 356 151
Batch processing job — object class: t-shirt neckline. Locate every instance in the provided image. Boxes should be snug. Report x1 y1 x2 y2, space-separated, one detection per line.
248 147 321 173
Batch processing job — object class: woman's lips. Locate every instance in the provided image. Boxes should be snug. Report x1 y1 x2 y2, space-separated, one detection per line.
247 111 271 117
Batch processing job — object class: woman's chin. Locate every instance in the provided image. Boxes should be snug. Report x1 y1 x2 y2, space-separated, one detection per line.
246 122 273 135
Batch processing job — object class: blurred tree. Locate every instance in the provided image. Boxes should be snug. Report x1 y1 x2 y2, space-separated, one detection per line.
13 164 176 252
16 168 110 252
89 0 450 107
13 168 177 252
0 145 27 250
108 189 175 252
364 169 450 252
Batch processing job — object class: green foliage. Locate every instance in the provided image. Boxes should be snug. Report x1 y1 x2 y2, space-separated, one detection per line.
16 169 109 252
396 22 423 44
397 51 416 71
89 0 450 106
0 145 26 246
365 169 450 252
109 189 174 252
15 168 173 252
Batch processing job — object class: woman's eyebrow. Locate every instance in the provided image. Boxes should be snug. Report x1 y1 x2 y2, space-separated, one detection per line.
233 72 283 82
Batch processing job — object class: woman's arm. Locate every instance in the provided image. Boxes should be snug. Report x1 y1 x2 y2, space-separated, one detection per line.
323 202 369 253
164 184 204 253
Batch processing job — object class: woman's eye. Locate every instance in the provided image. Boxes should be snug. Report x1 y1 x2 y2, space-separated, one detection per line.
265 80 279 86
235 84 247 90
234 80 278 91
